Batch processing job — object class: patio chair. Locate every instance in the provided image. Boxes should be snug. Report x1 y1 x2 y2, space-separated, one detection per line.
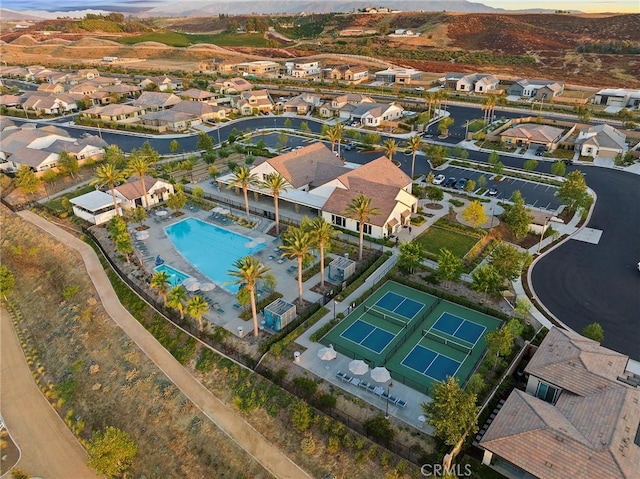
366 384 376 393
277 258 285 264
358 381 369 390
381 391 389 400
215 306 225 314
388 395 399 405
336 371 346 381
233 303 242 310
396 399 407 408
343 374 354 383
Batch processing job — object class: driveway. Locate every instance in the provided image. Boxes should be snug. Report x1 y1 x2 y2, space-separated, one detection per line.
0 308 99 479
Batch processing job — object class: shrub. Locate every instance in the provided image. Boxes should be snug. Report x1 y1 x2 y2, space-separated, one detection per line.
364 415 395 444
293 376 318 398
300 435 316 455
291 401 312 432
316 393 337 410
327 436 341 454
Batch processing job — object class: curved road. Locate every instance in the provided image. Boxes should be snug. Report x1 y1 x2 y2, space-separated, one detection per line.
531 166 640 359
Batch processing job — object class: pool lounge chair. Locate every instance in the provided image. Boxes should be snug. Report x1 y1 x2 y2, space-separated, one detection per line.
336 371 346 381
343 374 354 383
233 303 242 310
366 384 377 393
358 381 370 390
396 399 407 408
388 396 399 405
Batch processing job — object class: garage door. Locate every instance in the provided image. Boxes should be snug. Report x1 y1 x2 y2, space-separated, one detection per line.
598 150 617 158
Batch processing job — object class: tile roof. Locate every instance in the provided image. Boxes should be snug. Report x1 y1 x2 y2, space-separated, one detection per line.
578 124 626 150
171 100 216 116
181 88 215 100
8 147 56 168
84 104 142 116
501 124 564 143
134 91 182 109
337 156 411 190
115 175 160 200
265 143 345 188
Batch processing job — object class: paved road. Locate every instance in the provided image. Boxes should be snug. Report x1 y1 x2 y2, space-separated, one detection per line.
530 166 640 359
18 211 312 479
0 308 99 479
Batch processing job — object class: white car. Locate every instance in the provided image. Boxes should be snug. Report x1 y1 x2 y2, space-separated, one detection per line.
432 174 446 185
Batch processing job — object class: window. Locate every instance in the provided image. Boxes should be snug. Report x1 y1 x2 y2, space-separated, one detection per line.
535 382 560 404
356 222 372 235
331 215 345 227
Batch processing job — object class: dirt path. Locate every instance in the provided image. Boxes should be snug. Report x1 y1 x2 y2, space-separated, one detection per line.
18 211 311 479
0 307 99 479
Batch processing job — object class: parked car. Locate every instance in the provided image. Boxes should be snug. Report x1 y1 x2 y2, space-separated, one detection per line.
444 177 456 188
454 178 469 190
414 86 425 91
433 174 446 185
561 158 574 165
344 142 356 151
535 146 546 156
488 187 498 197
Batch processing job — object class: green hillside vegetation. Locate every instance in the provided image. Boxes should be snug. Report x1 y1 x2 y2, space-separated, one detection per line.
272 14 335 39
116 31 269 47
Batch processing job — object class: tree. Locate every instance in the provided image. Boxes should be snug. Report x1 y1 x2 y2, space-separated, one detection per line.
343 194 379 261
486 327 514 369
523 159 538 171
57 151 79 179
187 294 210 331
196 131 215 152
436 248 463 288
299 121 310 133
291 401 312 432
283 118 292 129
463 179 476 192
166 185 187 213
280 225 313 303
438 116 454 137
14 165 40 198
557 170 592 212
228 256 270 336
426 144 449 168
488 242 531 281
169 139 180 153
398 241 425 274
150 271 171 305
103 144 126 168
493 160 505 175
462 200 487 228
551 160 566 177
471 265 504 299
477 175 487 189
167 285 188 319
138 141 159 166
422 376 479 447
426 186 444 203
482 95 497 123
179 159 194 183
126 153 153 207
41 169 57 196
306 217 336 288
114 232 133 263
487 151 500 165
382 138 398 163
514 297 532 319
582 322 604 342
131 205 147 226
227 166 259 221
277 131 288 150
426 171 435 184
0 264 15 300
91 163 126 216
261 172 290 236
501 190 533 240
87 426 138 478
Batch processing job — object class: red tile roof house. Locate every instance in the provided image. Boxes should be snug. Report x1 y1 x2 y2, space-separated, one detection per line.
478 327 640 479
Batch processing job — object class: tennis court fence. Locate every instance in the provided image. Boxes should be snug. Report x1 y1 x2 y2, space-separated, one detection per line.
422 329 473 356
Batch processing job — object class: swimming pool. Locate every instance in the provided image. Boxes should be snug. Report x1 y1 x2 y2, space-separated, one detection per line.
165 218 266 293
154 264 190 287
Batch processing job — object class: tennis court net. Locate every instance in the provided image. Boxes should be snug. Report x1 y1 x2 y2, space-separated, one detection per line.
422 329 473 355
364 306 409 328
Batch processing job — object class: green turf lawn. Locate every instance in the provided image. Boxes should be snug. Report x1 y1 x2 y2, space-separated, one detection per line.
415 226 480 258
116 31 269 48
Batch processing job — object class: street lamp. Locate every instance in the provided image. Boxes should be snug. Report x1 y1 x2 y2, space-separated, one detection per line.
385 381 394 419
490 204 495 229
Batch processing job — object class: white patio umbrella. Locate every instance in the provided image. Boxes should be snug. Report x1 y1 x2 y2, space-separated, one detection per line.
182 277 200 289
370 366 391 383
135 231 150 240
349 359 370 376
199 282 217 292
317 345 337 361
156 210 168 217
184 281 201 292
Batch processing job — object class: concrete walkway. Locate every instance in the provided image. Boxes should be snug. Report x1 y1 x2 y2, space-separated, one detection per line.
18 210 311 479
1 307 99 479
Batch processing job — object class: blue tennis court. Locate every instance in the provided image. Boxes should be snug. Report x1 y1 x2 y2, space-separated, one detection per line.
340 319 396 354
374 291 424 321
401 345 461 382
433 312 486 346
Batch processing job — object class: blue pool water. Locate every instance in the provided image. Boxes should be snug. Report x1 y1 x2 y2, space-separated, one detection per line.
165 218 265 293
154 264 190 287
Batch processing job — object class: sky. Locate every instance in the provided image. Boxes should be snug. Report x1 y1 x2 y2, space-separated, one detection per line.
2 0 638 14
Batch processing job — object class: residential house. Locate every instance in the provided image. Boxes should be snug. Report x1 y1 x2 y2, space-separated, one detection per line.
374 67 423 85
213 77 253 94
68 81 101 97
236 89 273 115
282 93 322 114
171 100 226 122
37 83 64 94
285 60 321 78
350 102 404 127
0 95 23 108
70 190 122 225
507 79 565 99
0 66 29 79
138 75 181 92
138 110 194 133
78 68 100 80
478 327 640 479
114 175 174 209
324 65 369 82
592 88 640 109
500 124 564 150
575 124 627 158
99 83 142 100
82 103 144 122
319 93 375 119
207 59 238 74
133 91 182 111
236 61 279 76
180 88 216 103
445 73 499 93
22 93 78 115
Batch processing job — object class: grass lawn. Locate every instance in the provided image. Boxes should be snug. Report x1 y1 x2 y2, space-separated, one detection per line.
116 31 269 47
45 184 96 212
415 226 480 258
117 31 191 47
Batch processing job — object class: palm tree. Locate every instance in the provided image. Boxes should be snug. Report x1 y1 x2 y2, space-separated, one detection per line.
280 225 313 304
483 95 497 124
382 138 398 163
91 163 127 216
227 166 259 221
186 295 210 332
228 256 270 337
261 172 290 236
167 285 188 319
334 122 344 158
126 153 152 208
425 92 436 119
103 144 125 168
150 271 171 305
305 217 336 289
407 135 423 179
344 194 379 261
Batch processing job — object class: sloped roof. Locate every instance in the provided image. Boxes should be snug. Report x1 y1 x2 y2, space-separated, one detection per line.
70 190 119 211
578 124 626 150
134 91 182 109
0 128 53 154
84 103 142 116
8 147 55 168
181 88 215 100
171 100 215 116
501 124 564 143
99 83 142 94
140 110 194 123
115 175 161 200
265 143 345 188
337 156 411 190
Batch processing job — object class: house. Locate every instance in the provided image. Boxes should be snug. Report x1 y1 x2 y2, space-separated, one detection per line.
114 176 174 209
133 91 182 111
213 77 253 94
138 75 181 92
319 93 375 119
324 65 369 82
236 89 273 115
350 102 404 127
82 103 144 122
70 190 122 225
507 79 565 99
207 59 238 74
21 93 78 115
0 95 22 107
68 81 101 97
236 61 279 76
500 124 564 150
78 68 100 80
374 67 423 85
37 83 64 94
99 83 142 100
171 100 226 122
138 110 194 132
575 124 627 158
445 73 500 93
180 88 216 103
478 327 640 479
285 60 321 78
592 88 640 109
282 93 322 114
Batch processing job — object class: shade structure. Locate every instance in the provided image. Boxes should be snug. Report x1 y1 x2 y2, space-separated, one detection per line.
349 359 369 376
317 345 337 361
211 206 224 214
155 210 168 217
199 282 217 292
370 366 391 383
182 277 200 289
184 281 201 292
135 231 150 240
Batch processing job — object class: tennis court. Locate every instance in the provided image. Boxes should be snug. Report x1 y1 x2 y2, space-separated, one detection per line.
432 312 486 346
401 344 461 382
340 319 396 354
